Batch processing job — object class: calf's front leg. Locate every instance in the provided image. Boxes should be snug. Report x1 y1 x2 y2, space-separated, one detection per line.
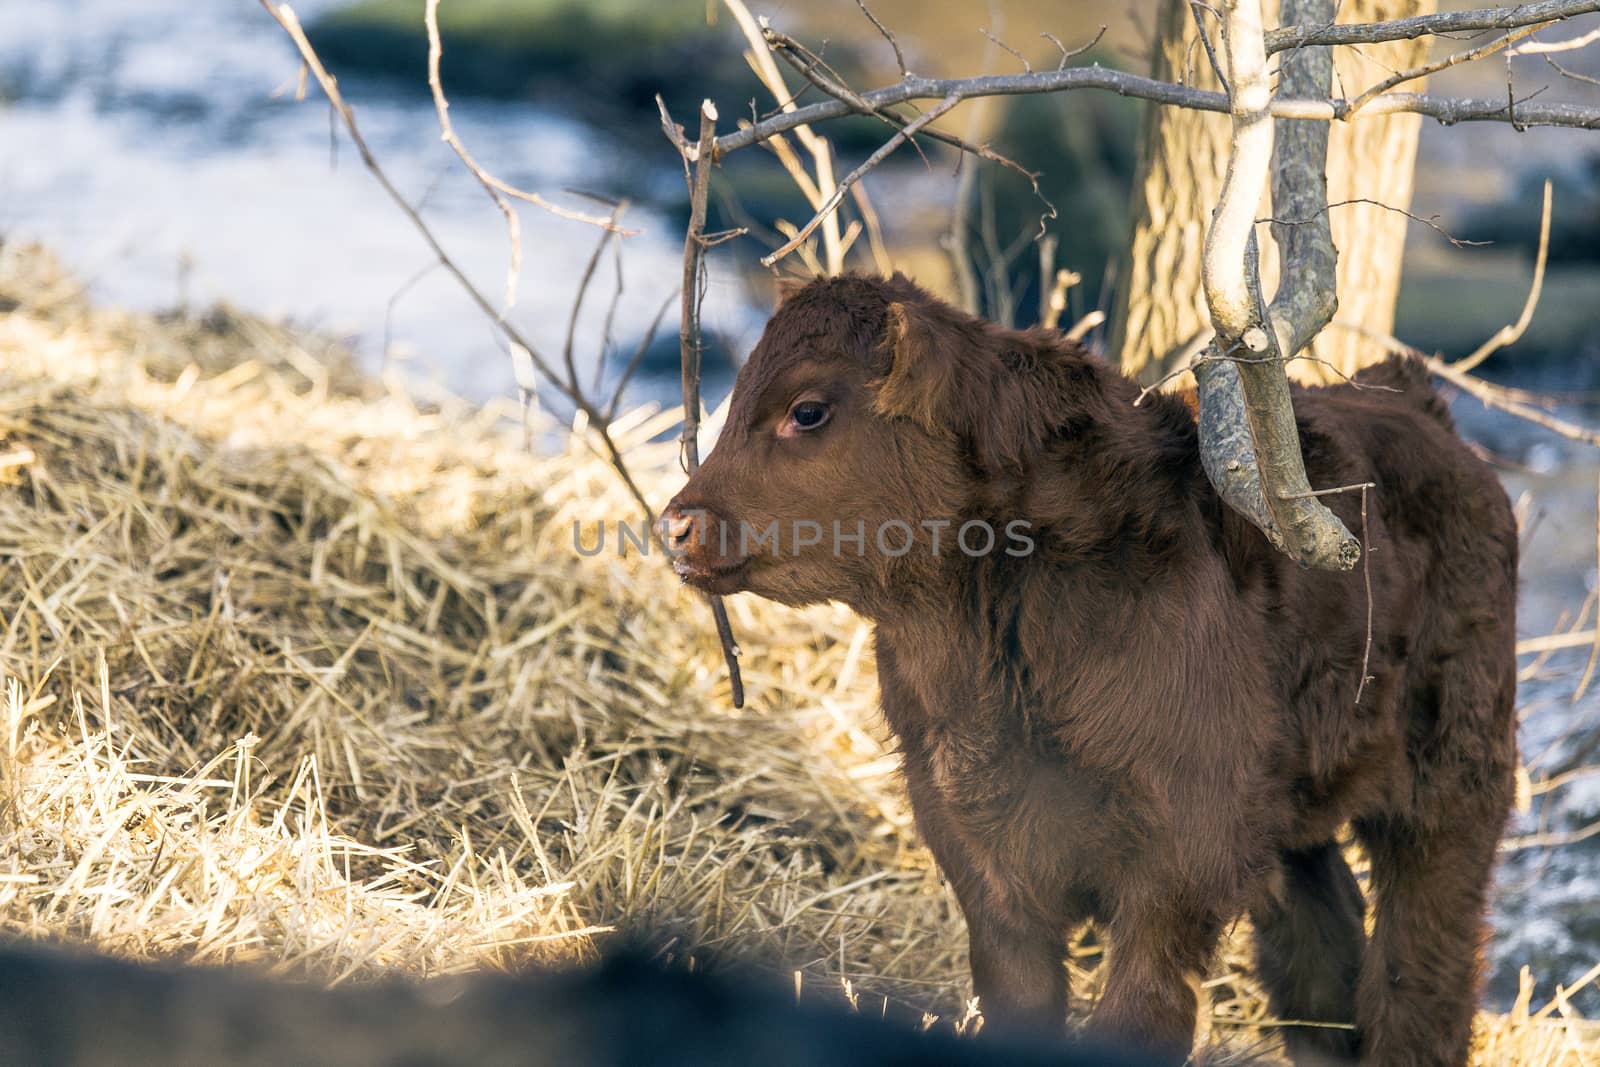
963 898 1069 1034
898 764 1068 1035
1093 902 1225 1064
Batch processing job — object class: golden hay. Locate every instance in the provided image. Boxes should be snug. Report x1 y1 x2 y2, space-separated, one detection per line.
0 243 1593 1062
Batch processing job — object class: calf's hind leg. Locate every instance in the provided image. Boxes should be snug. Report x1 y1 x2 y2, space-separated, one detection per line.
1250 841 1365 1065
1352 808 1506 1067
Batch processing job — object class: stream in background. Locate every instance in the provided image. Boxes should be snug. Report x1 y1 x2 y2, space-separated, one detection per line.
4 0 1599 1013
0 0 759 409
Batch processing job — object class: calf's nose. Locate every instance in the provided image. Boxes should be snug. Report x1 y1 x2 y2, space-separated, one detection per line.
659 506 697 552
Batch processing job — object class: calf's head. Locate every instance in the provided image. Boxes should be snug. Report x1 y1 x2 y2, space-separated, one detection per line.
662 273 1064 614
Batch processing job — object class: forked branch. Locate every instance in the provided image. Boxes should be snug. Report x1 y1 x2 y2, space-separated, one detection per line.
1196 0 1360 571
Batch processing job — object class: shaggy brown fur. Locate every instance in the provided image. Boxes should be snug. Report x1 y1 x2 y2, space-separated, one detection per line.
663 274 1518 1066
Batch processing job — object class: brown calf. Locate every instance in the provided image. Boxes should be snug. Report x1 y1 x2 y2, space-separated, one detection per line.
663 273 1518 1066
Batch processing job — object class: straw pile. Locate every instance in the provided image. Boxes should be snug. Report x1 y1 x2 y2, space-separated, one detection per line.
0 241 1593 1062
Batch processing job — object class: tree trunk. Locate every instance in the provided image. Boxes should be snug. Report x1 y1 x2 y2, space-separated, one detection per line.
1110 0 1436 387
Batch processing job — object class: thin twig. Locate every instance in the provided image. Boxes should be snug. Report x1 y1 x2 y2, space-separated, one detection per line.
980 28 1033 73
1575 475 1600 703
604 290 678 423
1277 476 1380 706
1258 196 1492 248
1343 21 1553 117
761 96 961 268
1280 481 1380 500
257 1 661 552
1509 24 1600 51
854 0 908 78
672 98 747 709
764 30 932 169
1340 324 1600 447
1358 486 1375 704
562 203 627 393
422 0 630 302
1041 27 1108 71
381 261 440 372
594 229 626 394
1188 1 1232 93
1544 54 1600 85
1454 179 1553 372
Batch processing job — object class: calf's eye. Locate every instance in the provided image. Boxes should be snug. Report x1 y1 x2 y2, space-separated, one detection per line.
786 400 830 433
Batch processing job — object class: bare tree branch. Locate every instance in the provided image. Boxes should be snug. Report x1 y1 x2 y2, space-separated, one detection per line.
563 203 627 393
1266 0 1600 52
1343 324 1600 447
1266 0 1337 361
764 30 1048 201
1343 20 1552 117
1544 54 1600 84
761 96 960 268
716 68 1600 158
262 2 574 406
1259 197 1492 249
722 0 844 273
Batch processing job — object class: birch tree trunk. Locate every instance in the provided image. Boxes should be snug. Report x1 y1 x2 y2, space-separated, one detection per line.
1111 0 1436 387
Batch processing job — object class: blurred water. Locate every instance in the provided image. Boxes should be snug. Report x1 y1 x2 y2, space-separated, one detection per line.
4 0 1600 1013
0 0 755 408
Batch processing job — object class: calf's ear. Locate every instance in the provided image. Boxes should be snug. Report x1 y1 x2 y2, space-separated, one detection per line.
873 301 963 437
773 275 812 306
873 298 1058 474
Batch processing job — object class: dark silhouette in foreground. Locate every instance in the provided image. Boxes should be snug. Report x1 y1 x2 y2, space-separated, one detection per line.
0 941 1156 1066
663 273 1518 1066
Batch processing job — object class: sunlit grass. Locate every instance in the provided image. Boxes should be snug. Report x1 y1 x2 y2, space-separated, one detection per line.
0 243 1593 1062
